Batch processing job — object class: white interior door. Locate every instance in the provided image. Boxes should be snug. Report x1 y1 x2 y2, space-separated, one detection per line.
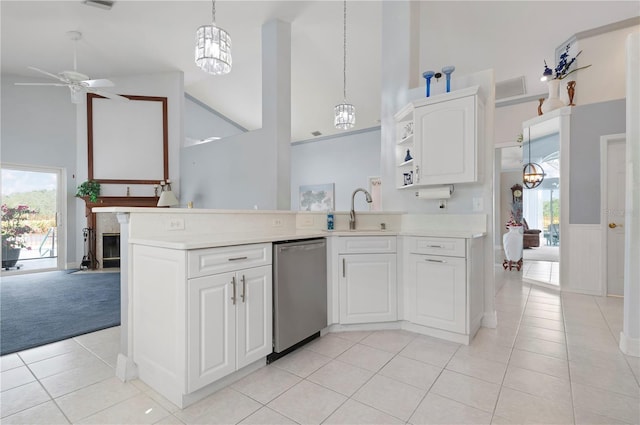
606 137 626 296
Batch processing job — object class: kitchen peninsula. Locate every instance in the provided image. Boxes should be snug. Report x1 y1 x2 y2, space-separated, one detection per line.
95 207 488 408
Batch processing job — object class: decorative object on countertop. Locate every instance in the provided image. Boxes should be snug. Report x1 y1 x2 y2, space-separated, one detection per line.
404 149 413 162
334 0 355 130
423 70 435 97
157 179 179 207
522 128 545 189
538 98 544 116
442 65 455 93
540 44 591 114
195 0 232 75
2 204 37 269
76 180 101 203
327 213 334 230
567 80 576 106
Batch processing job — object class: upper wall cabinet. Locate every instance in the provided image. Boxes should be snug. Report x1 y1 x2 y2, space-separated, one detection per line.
394 86 484 188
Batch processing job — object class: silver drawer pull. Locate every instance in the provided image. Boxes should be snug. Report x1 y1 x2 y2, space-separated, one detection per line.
228 256 248 261
426 259 446 263
427 245 444 248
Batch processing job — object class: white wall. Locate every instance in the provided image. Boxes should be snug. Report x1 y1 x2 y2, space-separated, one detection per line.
74 71 184 262
291 128 381 212
1 74 78 267
184 94 245 147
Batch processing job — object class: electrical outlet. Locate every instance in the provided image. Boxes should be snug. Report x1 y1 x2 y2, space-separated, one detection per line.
168 218 185 231
272 218 283 227
301 216 314 227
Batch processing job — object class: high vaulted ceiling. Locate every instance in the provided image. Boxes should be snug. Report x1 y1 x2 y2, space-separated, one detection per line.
2 1 638 143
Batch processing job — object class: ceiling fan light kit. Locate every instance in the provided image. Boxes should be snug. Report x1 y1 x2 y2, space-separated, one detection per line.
334 0 355 130
195 0 232 75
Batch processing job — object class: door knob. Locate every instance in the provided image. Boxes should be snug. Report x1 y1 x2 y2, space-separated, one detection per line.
609 223 622 229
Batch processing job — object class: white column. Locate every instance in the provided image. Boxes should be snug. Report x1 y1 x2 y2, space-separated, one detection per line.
262 19 291 210
115 212 138 380
621 32 640 357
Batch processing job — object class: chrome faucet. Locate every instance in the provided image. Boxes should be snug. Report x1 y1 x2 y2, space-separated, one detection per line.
349 188 373 230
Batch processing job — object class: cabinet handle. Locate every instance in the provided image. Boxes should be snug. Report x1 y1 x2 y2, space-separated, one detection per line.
426 258 446 263
241 275 246 303
415 165 420 183
342 258 346 278
231 276 237 305
228 256 248 261
427 245 444 248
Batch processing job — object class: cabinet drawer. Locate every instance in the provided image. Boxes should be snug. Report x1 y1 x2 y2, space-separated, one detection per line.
408 237 465 257
188 243 272 278
338 236 396 254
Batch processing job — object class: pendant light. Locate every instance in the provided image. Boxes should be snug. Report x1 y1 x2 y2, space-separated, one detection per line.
195 0 232 75
334 0 355 130
523 128 546 189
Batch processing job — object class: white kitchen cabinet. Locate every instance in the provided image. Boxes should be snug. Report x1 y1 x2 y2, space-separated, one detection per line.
338 236 397 324
404 236 484 338
394 86 484 188
131 242 272 408
187 265 271 393
407 253 466 333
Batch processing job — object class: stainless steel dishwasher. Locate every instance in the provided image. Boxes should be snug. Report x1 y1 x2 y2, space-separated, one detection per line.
269 238 327 362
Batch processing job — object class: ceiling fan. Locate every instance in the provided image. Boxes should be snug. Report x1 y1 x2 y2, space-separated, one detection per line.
15 31 128 104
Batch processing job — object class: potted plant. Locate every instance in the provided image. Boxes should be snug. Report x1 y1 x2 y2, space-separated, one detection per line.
1 204 37 268
76 180 101 203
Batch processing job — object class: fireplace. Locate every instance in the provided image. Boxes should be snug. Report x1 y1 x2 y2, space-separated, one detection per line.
102 233 121 268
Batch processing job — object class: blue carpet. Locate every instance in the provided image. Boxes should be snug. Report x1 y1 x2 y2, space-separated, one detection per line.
1 270 120 356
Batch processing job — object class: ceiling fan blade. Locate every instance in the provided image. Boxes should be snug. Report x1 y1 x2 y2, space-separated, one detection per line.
15 82 68 86
82 78 114 88
27 66 65 82
90 88 130 102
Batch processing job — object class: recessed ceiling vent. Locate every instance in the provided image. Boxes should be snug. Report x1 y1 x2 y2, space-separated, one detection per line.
82 0 115 10
496 76 526 100
311 131 322 137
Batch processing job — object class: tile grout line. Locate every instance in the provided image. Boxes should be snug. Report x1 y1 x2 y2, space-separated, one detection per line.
488 278 531 424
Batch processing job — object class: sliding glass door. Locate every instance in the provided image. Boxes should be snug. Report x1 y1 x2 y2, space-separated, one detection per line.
1 164 64 273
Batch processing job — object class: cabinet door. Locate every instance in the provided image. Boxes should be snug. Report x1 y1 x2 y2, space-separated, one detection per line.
339 254 397 324
187 272 236 393
236 265 273 369
408 254 466 333
415 95 476 185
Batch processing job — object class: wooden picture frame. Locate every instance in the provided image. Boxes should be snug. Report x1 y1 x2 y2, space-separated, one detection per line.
87 93 168 184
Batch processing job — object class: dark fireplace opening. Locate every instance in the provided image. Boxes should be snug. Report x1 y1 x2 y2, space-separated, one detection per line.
102 233 121 268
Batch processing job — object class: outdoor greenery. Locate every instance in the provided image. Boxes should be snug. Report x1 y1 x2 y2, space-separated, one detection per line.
543 198 560 228
1 204 38 250
1 190 56 233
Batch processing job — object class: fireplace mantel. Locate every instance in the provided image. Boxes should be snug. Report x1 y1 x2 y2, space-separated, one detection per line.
80 196 160 269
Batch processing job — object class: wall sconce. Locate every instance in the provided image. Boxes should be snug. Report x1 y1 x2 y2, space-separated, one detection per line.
157 179 179 207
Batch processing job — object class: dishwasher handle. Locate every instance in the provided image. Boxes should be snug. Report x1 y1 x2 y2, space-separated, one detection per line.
278 242 325 253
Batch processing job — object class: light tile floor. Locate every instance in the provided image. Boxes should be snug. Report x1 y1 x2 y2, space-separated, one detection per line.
2 277 638 424
522 260 560 286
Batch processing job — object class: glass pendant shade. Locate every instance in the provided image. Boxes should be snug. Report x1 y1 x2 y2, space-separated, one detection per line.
334 103 355 129
523 162 545 189
195 24 232 75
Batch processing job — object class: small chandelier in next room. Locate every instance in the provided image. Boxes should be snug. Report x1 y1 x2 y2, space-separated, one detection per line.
195 0 232 75
334 0 355 130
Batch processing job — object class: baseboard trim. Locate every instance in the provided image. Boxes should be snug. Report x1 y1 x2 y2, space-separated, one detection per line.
620 332 640 357
116 353 138 381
